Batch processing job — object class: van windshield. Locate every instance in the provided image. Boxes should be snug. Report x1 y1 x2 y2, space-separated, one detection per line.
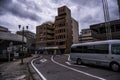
111 44 120 55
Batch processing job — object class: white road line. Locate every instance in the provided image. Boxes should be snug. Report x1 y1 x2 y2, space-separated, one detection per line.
66 55 87 67
51 56 106 80
65 62 72 65
68 54 71 61
31 58 47 80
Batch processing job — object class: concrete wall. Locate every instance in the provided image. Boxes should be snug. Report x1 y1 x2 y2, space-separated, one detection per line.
72 18 79 44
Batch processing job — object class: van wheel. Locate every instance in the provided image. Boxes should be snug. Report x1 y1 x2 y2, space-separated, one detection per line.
110 63 120 72
77 58 82 65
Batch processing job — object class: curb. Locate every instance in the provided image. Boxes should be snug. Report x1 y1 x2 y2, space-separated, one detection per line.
27 57 41 80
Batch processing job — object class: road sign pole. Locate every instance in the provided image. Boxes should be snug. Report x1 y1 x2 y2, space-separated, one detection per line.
7 42 13 62
8 52 10 62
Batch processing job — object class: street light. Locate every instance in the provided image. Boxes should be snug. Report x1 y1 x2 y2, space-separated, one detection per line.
18 25 28 64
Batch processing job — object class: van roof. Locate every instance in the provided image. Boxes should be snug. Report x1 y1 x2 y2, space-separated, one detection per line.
72 40 120 46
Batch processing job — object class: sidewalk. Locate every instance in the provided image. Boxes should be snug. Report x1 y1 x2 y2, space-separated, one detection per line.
0 56 38 80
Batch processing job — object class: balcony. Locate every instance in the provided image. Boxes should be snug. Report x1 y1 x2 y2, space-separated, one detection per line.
55 16 66 21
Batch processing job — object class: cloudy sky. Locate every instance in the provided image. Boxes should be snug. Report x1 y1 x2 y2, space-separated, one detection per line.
0 0 119 33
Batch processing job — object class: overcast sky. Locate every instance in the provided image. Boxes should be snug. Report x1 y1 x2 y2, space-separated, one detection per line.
0 0 119 33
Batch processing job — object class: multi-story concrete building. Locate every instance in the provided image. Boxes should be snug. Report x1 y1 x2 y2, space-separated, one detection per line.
36 6 79 54
54 6 79 54
90 19 120 40
79 29 98 43
36 22 55 54
0 26 10 32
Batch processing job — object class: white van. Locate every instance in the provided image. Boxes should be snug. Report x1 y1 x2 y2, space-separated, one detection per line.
70 40 120 71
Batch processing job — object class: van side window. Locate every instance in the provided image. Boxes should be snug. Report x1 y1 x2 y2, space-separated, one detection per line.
93 44 109 54
71 44 108 54
112 44 120 55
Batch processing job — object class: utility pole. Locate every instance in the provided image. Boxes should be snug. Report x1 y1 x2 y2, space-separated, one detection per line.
18 25 28 64
102 0 112 40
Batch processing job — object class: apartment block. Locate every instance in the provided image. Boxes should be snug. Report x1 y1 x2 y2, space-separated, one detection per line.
54 6 79 54
79 29 98 43
36 6 79 54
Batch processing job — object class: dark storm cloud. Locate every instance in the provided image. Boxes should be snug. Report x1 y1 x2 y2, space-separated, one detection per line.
17 0 42 12
71 0 102 7
72 0 119 20
0 0 12 15
70 0 119 30
0 0 41 21
0 0 11 5
108 0 119 20
81 15 98 24
79 15 103 29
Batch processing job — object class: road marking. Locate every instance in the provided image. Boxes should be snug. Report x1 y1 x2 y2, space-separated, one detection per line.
51 56 106 80
68 55 71 61
65 62 72 65
40 58 47 63
31 58 47 80
16 75 26 80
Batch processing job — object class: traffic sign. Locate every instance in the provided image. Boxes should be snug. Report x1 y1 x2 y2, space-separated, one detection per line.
7 47 12 52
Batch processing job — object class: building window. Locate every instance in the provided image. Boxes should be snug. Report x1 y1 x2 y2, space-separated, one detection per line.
99 27 106 33
59 41 65 45
59 23 65 27
115 24 120 31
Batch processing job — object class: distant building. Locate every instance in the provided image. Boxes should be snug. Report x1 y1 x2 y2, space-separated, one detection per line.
0 26 10 32
36 6 79 54
90 19 120 40
79 29 98 43
0 26 27 61
16 30 35 54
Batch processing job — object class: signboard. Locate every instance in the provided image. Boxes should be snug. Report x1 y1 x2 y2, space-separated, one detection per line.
14 52 19 57
7 47 12 52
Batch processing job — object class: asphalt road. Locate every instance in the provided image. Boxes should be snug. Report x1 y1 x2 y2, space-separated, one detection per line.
32 54 120 80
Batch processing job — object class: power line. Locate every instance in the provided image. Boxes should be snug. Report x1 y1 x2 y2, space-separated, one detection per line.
102 0 112 40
